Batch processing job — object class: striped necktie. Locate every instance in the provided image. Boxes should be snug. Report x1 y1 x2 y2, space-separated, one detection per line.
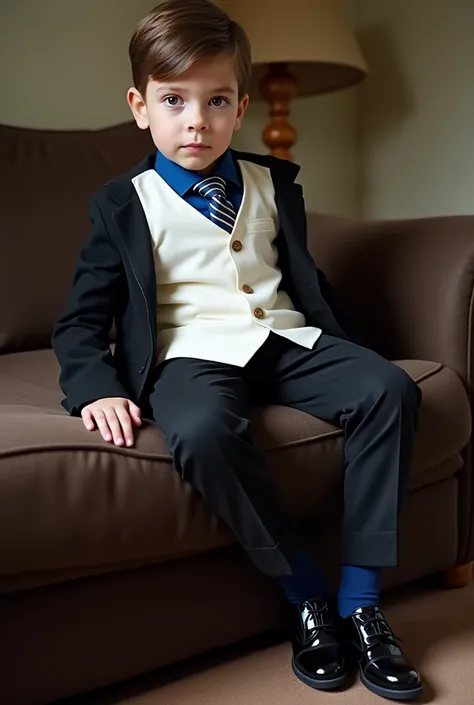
193 175 237 234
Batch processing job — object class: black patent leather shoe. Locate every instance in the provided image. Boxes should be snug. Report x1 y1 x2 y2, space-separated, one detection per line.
344 606 423 700
290 598 348 690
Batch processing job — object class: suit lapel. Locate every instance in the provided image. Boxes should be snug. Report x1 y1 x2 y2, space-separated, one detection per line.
275 181 307 247
112 197 157 322
106 159 158 336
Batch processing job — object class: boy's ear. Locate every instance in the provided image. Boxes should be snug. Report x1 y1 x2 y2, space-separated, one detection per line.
234 94 249 133
127 87 149 130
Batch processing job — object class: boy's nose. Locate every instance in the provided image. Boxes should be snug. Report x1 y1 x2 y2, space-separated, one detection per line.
187 111 208 131
187 122 208 132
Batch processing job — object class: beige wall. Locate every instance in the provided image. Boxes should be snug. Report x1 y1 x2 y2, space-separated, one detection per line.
0 0 360 217
356 0 474 219
0 0 155 130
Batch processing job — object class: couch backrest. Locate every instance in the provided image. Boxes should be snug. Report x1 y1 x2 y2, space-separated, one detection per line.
0 123 153 354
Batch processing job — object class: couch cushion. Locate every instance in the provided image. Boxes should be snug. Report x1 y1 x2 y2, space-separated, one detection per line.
0 350 470 593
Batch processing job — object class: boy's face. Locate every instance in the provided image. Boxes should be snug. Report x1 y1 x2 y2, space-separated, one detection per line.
128 55 249 176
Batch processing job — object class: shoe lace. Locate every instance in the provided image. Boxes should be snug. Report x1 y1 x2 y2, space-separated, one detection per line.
303 602 337 635
358 611 404 652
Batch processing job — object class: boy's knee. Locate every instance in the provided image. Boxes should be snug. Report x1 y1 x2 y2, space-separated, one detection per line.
375 361 421 409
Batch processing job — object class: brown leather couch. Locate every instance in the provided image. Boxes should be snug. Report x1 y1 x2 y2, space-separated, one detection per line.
0 122 473 704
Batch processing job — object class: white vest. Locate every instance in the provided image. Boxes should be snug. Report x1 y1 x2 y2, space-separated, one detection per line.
132 159 322 366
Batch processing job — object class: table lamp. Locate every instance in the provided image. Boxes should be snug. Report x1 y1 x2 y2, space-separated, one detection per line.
219 0 367 160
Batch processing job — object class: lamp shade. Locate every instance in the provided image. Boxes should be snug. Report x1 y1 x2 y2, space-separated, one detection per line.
218 0 367 98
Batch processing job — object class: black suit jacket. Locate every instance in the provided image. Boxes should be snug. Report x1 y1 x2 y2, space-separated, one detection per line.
52 150 349 416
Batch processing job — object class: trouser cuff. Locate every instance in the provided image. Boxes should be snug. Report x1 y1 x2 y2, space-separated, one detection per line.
342 530 398 567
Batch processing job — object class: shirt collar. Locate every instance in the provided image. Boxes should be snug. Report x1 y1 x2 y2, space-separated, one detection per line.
213 148 241 189
155 148 241 197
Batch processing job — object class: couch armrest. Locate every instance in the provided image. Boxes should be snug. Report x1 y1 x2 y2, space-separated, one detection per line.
308 214 474 565
307 214 474 388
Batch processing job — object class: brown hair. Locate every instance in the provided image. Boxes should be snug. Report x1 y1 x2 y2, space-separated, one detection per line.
129 0 252 99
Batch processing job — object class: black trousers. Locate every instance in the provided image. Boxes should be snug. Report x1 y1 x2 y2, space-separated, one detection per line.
149 333 421 578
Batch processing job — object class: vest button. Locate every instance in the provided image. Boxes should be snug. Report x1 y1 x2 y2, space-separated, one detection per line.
254 308 265 319
242 285 254 294
231 240 243 252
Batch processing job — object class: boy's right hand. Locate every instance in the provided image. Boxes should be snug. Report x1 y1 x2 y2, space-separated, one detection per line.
81 397 142 447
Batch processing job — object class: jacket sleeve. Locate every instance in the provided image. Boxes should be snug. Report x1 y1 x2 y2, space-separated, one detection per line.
315 266 358 341
52 197 131 415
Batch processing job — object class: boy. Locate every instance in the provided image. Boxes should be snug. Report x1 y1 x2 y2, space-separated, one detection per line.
52 0 423 699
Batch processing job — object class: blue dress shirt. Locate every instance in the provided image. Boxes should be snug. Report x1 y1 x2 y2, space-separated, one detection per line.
154 149 243 220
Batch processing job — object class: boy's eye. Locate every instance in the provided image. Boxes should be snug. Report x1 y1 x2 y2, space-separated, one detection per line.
164 95 182 106
210 96 228 107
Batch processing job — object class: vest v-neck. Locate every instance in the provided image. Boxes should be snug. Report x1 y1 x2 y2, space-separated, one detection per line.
152 168 247 237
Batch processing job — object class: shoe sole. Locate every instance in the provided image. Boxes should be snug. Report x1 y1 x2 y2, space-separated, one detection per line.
291 657 349 691
360 671 423 701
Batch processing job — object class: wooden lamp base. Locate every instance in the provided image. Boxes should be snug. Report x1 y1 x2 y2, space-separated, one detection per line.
260 62 297 161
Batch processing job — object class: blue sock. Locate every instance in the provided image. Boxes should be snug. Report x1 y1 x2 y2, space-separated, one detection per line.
274 551 332 604
337 565 381 618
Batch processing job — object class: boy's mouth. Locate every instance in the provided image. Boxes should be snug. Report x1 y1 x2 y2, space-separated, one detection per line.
182 144 210 151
